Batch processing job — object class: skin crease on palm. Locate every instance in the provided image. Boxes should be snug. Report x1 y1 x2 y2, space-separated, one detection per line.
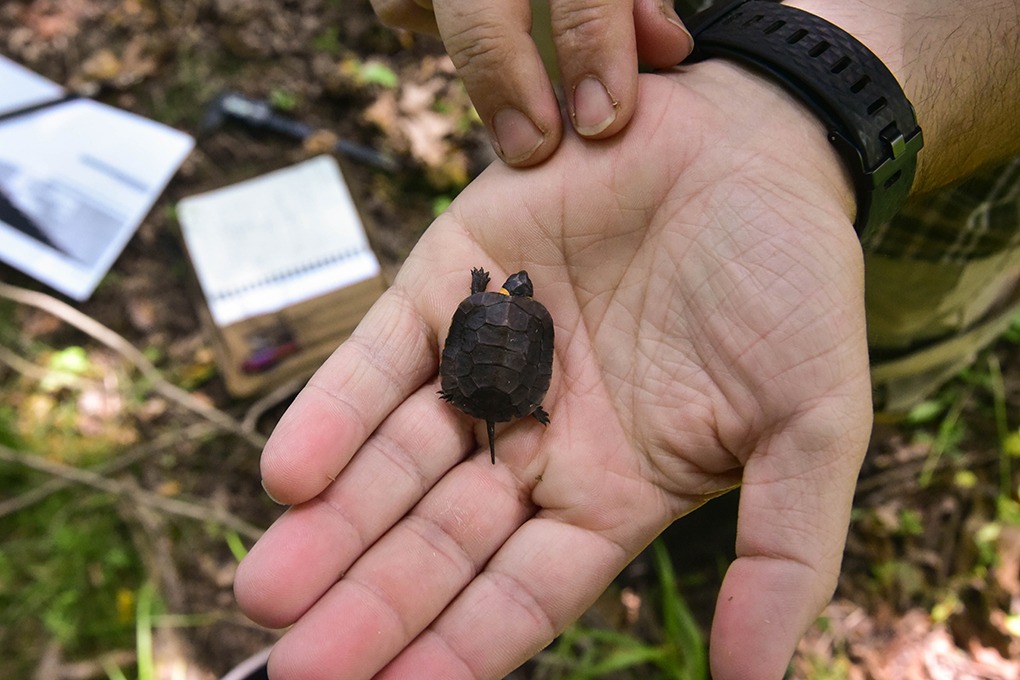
233 62 874 680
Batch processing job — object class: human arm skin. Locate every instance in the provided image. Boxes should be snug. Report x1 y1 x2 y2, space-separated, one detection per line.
786 0 1020 193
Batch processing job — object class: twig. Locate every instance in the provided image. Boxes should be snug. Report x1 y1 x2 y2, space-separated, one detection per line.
0 343 92 386
0 421 218 518
855 448 1002 501
241 374 306 433
0 281 266 450
0 442 264 541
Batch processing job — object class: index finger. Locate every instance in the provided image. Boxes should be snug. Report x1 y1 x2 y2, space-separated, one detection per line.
259 287 439 505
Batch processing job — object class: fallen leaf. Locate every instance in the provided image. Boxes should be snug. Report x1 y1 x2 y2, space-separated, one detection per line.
994 525 1020 597
21 0 94 41
303 130 339 156
80 48 122 82
401 109 454 168
364 90 400 141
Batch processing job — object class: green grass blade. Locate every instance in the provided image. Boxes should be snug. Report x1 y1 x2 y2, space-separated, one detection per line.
135 582 155 680
652 540 708 680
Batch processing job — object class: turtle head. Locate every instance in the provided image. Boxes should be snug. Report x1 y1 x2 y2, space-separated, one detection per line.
500 271 533 297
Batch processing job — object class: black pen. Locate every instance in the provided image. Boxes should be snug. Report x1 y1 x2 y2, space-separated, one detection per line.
0 92 79 124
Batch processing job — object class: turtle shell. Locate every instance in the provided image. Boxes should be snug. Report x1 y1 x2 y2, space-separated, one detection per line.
439 269 553 461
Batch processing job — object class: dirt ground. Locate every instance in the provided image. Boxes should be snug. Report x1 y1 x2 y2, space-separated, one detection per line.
2 1 1019 678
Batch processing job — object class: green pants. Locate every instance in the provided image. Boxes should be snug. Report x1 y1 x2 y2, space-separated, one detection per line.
867 248 1020 412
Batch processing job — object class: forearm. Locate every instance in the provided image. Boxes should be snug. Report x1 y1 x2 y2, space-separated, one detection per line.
788 0 1020 193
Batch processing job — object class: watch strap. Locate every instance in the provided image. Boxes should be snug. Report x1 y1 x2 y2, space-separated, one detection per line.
683 0 923 236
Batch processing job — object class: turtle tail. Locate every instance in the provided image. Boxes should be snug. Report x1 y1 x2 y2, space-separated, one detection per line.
486 420 496 464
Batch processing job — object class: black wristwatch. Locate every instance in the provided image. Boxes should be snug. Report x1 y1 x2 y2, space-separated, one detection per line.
680 0 923 238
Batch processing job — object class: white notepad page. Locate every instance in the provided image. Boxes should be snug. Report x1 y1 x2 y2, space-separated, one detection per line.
177 155 381 326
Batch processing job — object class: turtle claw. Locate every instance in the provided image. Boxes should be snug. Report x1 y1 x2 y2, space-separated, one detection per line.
532 406 549 425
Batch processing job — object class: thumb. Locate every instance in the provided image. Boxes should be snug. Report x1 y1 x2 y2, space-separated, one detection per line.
710 402 871 679
633 0 694 68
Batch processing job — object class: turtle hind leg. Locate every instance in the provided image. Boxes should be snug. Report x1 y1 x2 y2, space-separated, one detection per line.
486 420 496 464
532 406 550 425
470 267 490 294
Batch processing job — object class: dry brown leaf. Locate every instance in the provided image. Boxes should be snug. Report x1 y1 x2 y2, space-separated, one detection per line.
80 48 122 82
365 84 461 172
399 79 446 115
364 90 400 140
21 0 95 41
303 130 340 156
126 296 159 333
994 525 1020 597
115 35 159 86
401 109 454 168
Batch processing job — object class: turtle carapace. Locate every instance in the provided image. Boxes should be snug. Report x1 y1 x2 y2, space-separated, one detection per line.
439 268 554 463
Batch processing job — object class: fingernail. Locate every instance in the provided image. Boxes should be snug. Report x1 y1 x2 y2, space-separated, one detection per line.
261 479 285 505
491 107 545 164
571 76 618 136
661 0 694 52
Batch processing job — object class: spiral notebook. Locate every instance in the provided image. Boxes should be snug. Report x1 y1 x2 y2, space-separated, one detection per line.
178 156 386 396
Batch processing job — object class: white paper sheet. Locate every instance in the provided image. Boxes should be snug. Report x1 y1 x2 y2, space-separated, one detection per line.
0 56 64 113
0 56 194 300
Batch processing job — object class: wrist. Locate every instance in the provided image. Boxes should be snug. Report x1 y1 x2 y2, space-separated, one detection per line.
781 0 921 179
783 0 1020 192
668 59 858 229
781 1 908 83
679 0 924 236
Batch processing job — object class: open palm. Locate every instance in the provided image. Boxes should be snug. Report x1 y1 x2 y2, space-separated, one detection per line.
235 64 873 680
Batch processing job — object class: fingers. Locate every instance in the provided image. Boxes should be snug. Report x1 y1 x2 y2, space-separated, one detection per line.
234 382 475 628
439 0 691 166
633 0 694 68
375 518 632 679
263 461 538 680
374 0 691 165
371 0 439 34
710 400 872 679
259 288 438 505
437 1 563 166
551 0 637 140
549 0 686 140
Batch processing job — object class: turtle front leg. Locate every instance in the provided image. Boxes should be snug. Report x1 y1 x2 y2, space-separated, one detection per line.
470 267 490 294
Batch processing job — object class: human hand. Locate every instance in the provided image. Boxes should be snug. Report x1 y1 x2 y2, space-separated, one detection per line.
234 60 873 679
370 0 692 166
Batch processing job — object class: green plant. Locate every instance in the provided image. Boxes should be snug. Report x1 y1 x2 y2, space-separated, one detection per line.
135 581 157 680
224 529 249 562
536 541 707 680
338 57 399 89
0 488 145 678
313 26 343 56
914 386 970 487
356 61 399 88
797 652 854 680
269 88 299 112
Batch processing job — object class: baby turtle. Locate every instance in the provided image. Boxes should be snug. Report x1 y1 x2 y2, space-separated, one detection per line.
439 268 554 463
